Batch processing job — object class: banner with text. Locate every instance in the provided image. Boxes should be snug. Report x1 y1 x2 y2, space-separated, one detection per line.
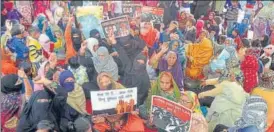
101 16 130 38
151 96 192 132
90 88 137 115
141 6 164 24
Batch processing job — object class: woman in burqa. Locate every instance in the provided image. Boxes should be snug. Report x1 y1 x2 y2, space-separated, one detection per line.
16 78 60 132
118 35 146 61
64 15 83 63
122 53 150 106
1 74 24 132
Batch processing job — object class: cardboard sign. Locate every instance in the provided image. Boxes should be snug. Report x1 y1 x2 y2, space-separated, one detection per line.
101 16 130 38
90 88 137 115
122 3 142 18
77 15 105 39
151 96 192 132
76 6 103 20
141 6 164 24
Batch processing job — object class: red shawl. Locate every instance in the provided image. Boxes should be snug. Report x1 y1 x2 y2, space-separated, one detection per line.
196 20 205 38
140 28 157 48
240 55 259 93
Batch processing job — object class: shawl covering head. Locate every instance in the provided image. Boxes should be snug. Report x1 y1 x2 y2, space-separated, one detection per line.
92 47 119 81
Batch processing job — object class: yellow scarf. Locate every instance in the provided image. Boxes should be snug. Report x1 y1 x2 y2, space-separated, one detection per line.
67 84 87 115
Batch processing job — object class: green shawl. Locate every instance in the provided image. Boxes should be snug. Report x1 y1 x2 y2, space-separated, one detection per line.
145 72 181 113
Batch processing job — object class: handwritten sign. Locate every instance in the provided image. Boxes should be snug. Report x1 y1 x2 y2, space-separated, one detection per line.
151 96 192 132
101 16 130 38
141 6 164 24
90 88 137 115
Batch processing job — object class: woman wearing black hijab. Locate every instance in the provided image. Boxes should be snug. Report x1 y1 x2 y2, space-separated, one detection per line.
122 53 150 106
1 74 24 132
71 28 83 52
16 83 60 132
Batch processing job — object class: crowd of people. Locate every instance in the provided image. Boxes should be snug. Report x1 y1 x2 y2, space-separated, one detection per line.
1 0 274 132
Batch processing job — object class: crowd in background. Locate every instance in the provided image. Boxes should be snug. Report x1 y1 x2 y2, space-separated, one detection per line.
1 0 274 132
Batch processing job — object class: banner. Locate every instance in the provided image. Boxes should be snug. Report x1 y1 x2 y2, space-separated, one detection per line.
122 3 142 18
101 16 130 38
141 6 164 24
90 88 137 115
76 6 103 20
77 15 105 39
151 96 192 132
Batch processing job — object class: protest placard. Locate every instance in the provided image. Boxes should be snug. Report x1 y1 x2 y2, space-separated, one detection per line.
76 6 103 20
77 15 105 39
101 16 130 38
90 88 137 115
151 96 192 132
141 6 164 24
122 3 142 18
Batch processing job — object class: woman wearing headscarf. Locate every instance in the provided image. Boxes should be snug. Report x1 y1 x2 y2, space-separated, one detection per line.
260 45 274 69
195 20 205 39
57 70 88 131
252 17 267 40
185 30 213 80
118 35 146 60
139 72 181 120
16 72 60 132
178 11 189 32
122 53 150 106
180 91 208 132
183 18 197 43
169 39 185 65
199 68 248 132
89 29 111 53
216 95 268 132
86 37 99 57
38 34 54 59
64 15 82 63
150 45 184 90
202 11 216 25
93 72 144 132
140 21 158 49
252 70 274 130
241 48 259 93
1 74 24 132
33 0 51 18
4 1 23 22
92 47 119 81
